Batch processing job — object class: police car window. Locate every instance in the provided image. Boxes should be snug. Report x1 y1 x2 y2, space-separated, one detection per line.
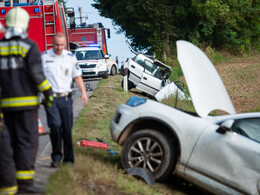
232 118 260 143
75 51 84 60
85 50 103 60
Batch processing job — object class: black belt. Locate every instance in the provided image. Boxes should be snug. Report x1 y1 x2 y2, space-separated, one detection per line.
53 92 72 98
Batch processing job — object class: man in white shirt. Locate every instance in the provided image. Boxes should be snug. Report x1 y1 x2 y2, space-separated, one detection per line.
41 32 88 167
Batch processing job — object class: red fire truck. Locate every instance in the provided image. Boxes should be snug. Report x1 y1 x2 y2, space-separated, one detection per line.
66 8 110 54
0 0 69 52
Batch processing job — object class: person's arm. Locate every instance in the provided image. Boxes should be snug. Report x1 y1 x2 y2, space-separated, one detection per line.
74 76 88 106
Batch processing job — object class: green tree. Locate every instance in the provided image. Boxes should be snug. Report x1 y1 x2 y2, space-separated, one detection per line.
93 0 260 57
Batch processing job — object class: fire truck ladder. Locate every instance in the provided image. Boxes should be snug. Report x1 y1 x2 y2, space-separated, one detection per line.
43 0 56 51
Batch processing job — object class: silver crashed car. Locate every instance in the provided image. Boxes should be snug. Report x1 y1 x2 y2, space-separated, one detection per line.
110 41 260 195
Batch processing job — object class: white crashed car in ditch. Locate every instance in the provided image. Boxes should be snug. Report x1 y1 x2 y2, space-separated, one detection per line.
122 41 188 101
110 41 260 195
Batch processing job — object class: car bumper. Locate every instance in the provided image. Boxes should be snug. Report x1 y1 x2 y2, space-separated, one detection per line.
82 70 107 77
110 104 140 143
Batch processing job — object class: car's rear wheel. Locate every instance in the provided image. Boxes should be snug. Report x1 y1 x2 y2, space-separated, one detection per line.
110 65 117 76
121 129 176 181
121 79 134 90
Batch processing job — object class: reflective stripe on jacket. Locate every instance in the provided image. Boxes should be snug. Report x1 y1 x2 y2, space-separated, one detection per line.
1 96 39 108
0 186 18 195
0 37 51 111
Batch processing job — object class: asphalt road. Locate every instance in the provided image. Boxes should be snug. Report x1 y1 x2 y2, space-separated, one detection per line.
34 78 100 190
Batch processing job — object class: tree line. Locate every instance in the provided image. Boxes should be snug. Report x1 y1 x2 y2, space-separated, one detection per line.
92 0 259 59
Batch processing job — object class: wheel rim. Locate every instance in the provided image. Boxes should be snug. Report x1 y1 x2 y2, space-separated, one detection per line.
127 137 163 172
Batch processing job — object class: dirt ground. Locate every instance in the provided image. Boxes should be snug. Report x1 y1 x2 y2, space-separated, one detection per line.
215 55 260 113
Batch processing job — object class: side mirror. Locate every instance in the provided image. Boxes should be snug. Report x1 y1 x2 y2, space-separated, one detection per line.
104 55 110 59
216 119 234 134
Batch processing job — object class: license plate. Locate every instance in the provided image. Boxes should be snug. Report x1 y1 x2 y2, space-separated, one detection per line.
82 69 94 72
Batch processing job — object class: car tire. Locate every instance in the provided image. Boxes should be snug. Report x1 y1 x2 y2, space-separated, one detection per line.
110 65 117 76
121 79 134 90
103 72 109 79
121 129 176 181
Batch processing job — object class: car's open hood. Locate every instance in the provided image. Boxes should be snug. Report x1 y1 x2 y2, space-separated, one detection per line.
177 40 236 118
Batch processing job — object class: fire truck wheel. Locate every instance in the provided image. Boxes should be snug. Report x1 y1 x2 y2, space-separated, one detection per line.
103 72 109 79
110 65 117 76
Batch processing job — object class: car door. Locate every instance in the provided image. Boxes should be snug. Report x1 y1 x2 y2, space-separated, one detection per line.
186 117 260 194
128 55 145 85
136 60 163 96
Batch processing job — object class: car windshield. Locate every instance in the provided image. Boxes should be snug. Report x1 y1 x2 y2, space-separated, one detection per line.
232 118 260 143
75 50 104 61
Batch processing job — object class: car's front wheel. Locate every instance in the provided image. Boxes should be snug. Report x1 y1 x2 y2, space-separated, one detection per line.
103 71 109 79
121 129 176 181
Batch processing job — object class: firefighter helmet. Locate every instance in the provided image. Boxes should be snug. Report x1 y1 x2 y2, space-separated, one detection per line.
4 7 29 39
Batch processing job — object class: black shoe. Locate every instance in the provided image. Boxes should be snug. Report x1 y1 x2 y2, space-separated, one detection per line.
51 161 60 168
18 185 45 194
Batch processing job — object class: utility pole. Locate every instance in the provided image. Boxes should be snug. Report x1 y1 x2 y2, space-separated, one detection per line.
78 7 82 26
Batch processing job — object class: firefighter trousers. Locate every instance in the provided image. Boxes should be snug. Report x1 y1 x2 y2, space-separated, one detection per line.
0 124 18 195
3 109 38 191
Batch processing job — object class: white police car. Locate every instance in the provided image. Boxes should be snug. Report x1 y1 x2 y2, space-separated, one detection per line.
75 45 109 79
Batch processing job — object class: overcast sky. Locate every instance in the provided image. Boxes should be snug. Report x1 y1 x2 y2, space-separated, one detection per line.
66 0 134 65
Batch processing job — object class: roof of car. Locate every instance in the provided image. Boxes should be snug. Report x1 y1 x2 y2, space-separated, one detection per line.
75 47 101 51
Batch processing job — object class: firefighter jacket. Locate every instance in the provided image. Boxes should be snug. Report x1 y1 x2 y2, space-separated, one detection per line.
0 37 52 111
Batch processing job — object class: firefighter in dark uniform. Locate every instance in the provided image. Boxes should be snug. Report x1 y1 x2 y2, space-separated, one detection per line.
0 88 17 195
0 7 53 194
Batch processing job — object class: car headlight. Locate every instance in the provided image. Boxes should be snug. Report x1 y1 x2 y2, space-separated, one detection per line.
126 96 146 107
97 61 105 69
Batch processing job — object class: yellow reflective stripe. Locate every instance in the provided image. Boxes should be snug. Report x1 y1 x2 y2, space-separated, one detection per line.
1 96 39 107
16 170 34 180
37 79 51 92
0 45 29 58
0 185 18 195
0 113 3 118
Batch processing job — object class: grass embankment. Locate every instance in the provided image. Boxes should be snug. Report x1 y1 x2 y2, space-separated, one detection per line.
46 52 260 195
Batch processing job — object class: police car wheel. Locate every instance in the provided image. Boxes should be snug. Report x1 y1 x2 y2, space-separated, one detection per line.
103 72 109 79
111 65 117 76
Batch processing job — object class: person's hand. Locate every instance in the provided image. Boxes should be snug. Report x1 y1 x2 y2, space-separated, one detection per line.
81 91 88 106
42 95 54 108
42 88 54 108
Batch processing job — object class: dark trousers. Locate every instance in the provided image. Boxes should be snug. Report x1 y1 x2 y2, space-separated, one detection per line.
0 124 17 188
45 96 74 163
3 109 38 190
